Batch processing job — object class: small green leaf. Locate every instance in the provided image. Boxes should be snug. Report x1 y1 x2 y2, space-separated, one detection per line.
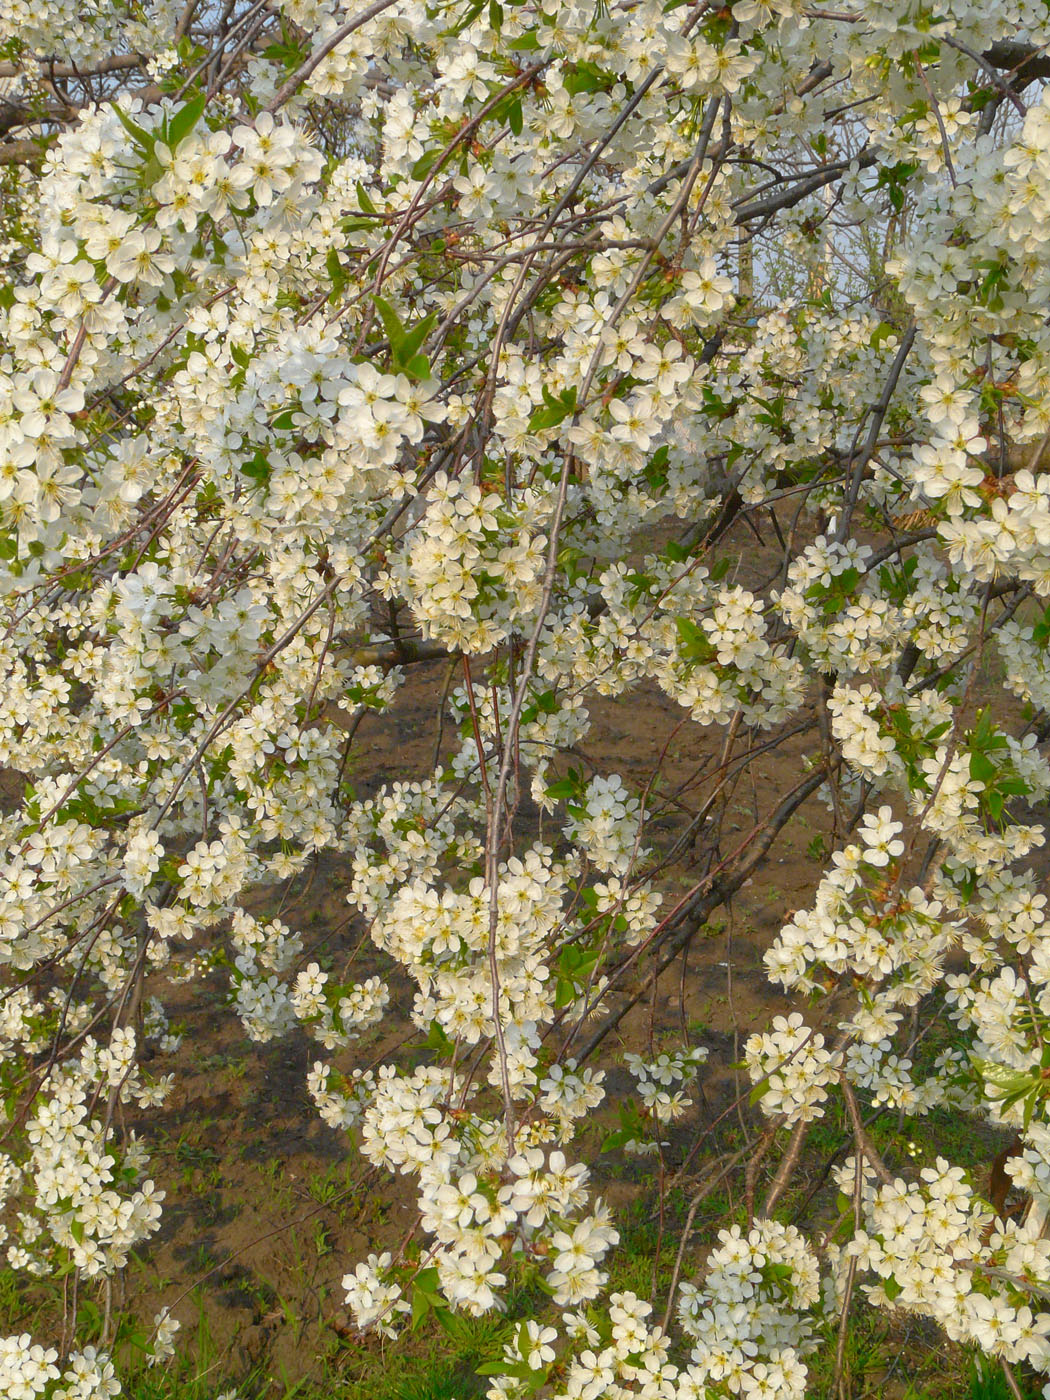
411 148 442 181
870 321 898 349
545 777 578 801
425 1019 454 1052
404 353 432 381
398 310 437 363
239 451 271 485
326 248 347 301
563 61 613 95
373 294 405 350
443 0 485 35
165 92 207 151
528 384 577 432
112 103 154 152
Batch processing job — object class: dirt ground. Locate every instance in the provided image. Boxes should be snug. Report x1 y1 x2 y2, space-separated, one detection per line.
116 580 832 1383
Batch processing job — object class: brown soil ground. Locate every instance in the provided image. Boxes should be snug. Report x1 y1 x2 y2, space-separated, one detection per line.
117 659 819 1383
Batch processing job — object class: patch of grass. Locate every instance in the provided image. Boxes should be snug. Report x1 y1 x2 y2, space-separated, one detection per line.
111 1233 1045 1400
115 1296 269 1400
106 1028 1040 1400
0 1263 47 1333
804 1301 897 1399
965 1356 1042 1400
316 1303 510 1400
194 1050 250 1079
304 1159 357 1209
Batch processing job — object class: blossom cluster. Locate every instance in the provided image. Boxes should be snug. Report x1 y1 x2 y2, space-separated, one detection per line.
4 0 1050 1389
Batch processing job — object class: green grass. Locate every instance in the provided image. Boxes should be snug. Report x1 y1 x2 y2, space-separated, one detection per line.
60 1211 1045 1400
8 993 1037 1400
964 1357 1042 1400
120 1350 485 1400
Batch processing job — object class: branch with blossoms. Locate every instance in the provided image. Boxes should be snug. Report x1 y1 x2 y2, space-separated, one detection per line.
5 0 1050 1397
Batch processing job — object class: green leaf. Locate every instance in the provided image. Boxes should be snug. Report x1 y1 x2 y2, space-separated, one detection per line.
425 1019 454 1052
263 40 306 69
411 1286 431 1330
403 353 432 381
409 1264 448 1330
507 29 541 48
969 751 997 785
507 97 523 136
356 181 378 214
444 0 485 35
644 443 670 485
411 147 442 182
433 1305 459 1335
112 103 154 152
554 977 577 1007
870 321 898 349
522 687 559 724
374 294 405 351
239 451 271 485
882 1274 903 1301
327 248 347 301
545 776 579 801
874 159 918 213
602 1100 645 1151
563 61 613 95
676 615 715 664
528 384 577 432
165 92 207 151
414 1266 442 1297
998 773 1030 797
398 310 437 363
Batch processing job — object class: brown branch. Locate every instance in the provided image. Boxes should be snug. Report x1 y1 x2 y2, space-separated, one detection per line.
983 39 1050 84
266 0 406 110
0 53 146 79
0 137 49 165
345 639 450 668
